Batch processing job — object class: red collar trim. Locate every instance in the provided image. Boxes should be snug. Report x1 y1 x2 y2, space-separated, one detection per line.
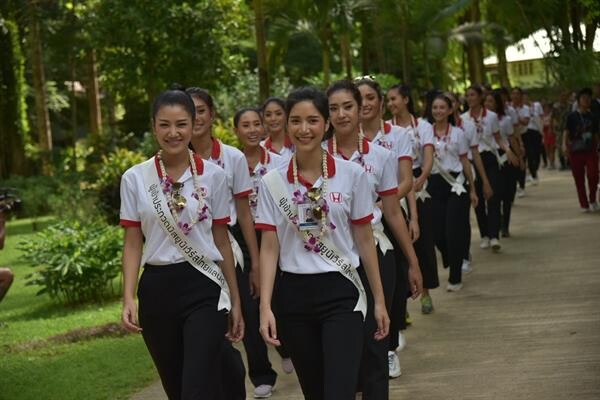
434 123 451 139
265 135 293 153
455 115 463 128
247 147 270 175
155 153 204 179
286 152 337 187
469 107 487 120
327 137 370 158
362 137 370 153
383 121 392 134
211 137 221 159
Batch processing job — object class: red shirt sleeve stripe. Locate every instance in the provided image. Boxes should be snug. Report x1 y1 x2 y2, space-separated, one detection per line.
459 153 468 158
255 223 276 231
423 143 434 149
351 214 373 225
233 189 253 199
377 188 398 197
120 219 141 227
213 216 231 225
398 155 413 161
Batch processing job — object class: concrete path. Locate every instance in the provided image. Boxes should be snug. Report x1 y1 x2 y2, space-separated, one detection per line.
131 169 600 400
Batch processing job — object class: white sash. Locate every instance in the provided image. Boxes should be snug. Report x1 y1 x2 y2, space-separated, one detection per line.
416 179 431 202
141 158 231 311
433 158 466 195
227 231 245 271
372 221 393 255
262 170 367 319
480 135 506 165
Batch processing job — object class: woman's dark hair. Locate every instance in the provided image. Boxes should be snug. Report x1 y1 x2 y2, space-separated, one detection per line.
233 107 262 128
489 89 506 118
152 84 196 122
354 77 383 101
261 97 286 114
388 84 415 115
326 79 362 107
467 85 484 97
424 91 455 126
185 87 215 111
512 86 523 95
577 87 593 101
285 87 329 121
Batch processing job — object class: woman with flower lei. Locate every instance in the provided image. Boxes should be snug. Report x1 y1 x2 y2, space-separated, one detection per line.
119 87 243 400
260 97 294 161
232 107 287 398
326 79 423 395
256 87 389 399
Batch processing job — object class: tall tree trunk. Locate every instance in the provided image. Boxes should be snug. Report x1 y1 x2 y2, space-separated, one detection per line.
70 54 78 171
321 25 332 87
87 49 102 139
27 0 53 176
360 14 371 75
569 0 582 50
584 22 597 50
496 41 511 88
465 0 485 84
340 32 352 79
398 0 410 83
0 18 28 178
373 12 386 73
253 0 269 102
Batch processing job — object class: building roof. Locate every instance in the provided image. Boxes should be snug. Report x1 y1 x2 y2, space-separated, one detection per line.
484 26 600 65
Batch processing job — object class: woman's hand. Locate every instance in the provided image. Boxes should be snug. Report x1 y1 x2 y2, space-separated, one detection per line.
483 181 494 200
122 299 142 333
413 176 425 193
470 189 479 208
373 301 390 341
408 218 420 243
226 304 245 343
249 266 260 299
408 264 423 299
259 306 281 346
507 150 519 166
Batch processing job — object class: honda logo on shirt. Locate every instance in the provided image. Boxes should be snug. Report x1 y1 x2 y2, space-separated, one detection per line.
330 192 342 203
364 164 373 173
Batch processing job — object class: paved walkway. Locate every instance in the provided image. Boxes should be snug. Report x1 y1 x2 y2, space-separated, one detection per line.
131 169 600 400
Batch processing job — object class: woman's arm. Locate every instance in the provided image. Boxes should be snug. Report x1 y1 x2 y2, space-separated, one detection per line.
397 159 413 199
352 223 390 340
471 149 493 200
414 146 433 192
212 223 244 342
461 156 478 208
258 230 281 346
494 133 518 165
235 197 261 297
406 190 419 242
122 227 144 333
381 196 423 298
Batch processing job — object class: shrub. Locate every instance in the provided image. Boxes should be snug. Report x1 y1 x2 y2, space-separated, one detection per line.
19 221 124 304
2 175 59 228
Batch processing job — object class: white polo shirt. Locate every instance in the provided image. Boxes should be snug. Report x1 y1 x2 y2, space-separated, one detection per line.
461 108 500 153
324 136 398 225
387 116 435 170
260 135 294 161
431 125 469 174
506 104 518 128
206 138 253 226
255 153 374 274
513 104 530 135
248 146 286 219
370 121 413 162
527 101 543 131
455 116 479 160
498 114 514 148
120 154 231 266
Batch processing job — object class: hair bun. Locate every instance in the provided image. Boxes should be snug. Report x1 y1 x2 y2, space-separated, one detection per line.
169 83 186 92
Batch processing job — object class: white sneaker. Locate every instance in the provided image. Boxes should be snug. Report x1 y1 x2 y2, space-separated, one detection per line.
447 282 463 292
480 237 490 249
590 202 600 212
461 259 472 274
254 384 274 398
516 188 525 198
526 174 533 183
281 357 294 374
388 351 402 378
490 238 501 252
532 177 539 186
581 207 591 213
396 332 407 352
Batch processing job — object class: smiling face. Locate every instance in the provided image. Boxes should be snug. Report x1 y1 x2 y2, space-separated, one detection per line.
484 94 496 112
358 84 381 122
153 105 193 156
328 89 360 136
432 98 452 124
263 101 286 135
386 88 408 116
191 96 213 138
466 88 482 109
287 100 329 152
235 110 264 148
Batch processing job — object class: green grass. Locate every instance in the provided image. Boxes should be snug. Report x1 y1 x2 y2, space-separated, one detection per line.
0 217 157 400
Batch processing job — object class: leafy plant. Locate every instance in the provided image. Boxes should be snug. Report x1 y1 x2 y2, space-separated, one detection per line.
19 221 123 304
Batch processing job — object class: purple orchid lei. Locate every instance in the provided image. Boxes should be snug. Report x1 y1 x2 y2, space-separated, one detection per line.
291 188 336 252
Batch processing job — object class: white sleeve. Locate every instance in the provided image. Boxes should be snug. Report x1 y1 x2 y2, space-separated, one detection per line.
522 106 531 119
396 131 413 161
420 122 435 147
377 150 399 196
490 113 500 134
457 129 469 157
350 167 375 224
119 169 141 226
232 151 252 198
503 118 514 136
255 174 278 230
210 167 232 223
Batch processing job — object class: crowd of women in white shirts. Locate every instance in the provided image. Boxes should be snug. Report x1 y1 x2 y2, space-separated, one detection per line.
119 78 555 400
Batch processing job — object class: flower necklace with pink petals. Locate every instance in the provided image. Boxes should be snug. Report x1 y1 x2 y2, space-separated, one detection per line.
292 150 336 252
331 131 365 167
248 148 270 218
157 149 208 235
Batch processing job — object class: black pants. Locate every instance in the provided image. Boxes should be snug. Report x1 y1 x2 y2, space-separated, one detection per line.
475 151 501 240
382 215 409 349
411 169 439 289
428 174 471 284
522 129 542 179
228 224 277 388
276 271 364 400
499 159 518 234
138 262 227 400
358 247 396 400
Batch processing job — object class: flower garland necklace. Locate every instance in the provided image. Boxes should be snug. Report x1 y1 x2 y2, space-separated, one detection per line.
291 150 336 252
331 131 365 166
248 147 269 217
157 149 208 235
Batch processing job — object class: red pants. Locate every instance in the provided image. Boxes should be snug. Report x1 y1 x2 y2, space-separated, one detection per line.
569 150 599 208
